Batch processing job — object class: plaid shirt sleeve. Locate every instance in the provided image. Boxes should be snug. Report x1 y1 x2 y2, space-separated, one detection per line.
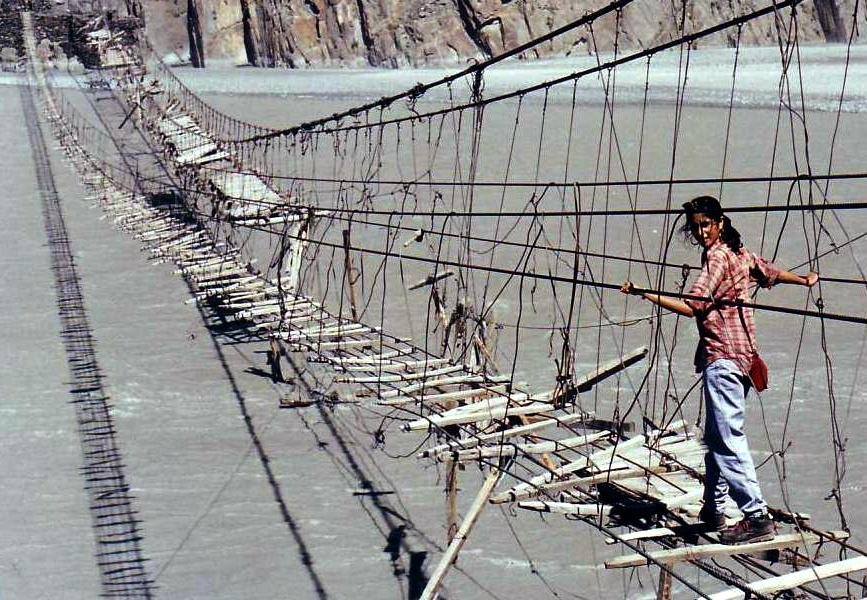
750 252 782 288
686 249 727 315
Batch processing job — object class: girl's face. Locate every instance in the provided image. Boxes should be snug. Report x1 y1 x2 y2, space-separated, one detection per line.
690 213 721 248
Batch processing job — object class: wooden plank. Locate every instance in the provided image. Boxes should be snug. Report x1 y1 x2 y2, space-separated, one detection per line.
284 325 374 342
605 527 677 545
380 374 511 399
382 384 511 408
489 435 646 504
337 364 464 384
420 412 593 458
337 357 453 373
429 394 520 418
447 431 612 464
606 531 849 569
403 401 556 432
517 501 611 516
661 488 703 510
323 349 411 365
705 554 867 600
189 150 229 165
291 338 377 351
530 466 678 499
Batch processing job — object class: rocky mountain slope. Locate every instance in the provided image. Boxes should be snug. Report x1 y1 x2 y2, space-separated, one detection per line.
140 0 857 67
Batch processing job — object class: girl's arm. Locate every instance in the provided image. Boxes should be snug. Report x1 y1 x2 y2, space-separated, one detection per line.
774 270 820 287
620 282 694 317
752 252 818 288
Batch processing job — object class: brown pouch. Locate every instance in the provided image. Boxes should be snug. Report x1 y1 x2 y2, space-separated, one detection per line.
749 353 769 392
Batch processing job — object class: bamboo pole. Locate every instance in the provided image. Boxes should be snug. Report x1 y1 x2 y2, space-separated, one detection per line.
420 468 502 600
657 569 672 600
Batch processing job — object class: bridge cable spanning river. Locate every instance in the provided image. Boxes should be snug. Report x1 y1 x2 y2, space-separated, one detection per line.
19 0 867 597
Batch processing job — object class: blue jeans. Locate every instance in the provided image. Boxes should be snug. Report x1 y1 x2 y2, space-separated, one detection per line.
703 359 767 517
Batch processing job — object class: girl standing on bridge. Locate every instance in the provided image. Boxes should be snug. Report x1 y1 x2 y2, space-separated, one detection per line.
621 195 819 544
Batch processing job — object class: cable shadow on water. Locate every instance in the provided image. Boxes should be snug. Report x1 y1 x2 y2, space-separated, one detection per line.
160 294 331 600
280 350 448 600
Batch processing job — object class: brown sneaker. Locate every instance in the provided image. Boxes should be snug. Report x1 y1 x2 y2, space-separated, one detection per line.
719 514 775 545
698 505 726 531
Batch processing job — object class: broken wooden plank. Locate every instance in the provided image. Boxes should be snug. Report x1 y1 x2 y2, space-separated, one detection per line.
408 270 454 290
576 346 648 392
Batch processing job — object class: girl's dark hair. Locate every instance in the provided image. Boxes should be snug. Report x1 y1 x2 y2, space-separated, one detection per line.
679 195 743 253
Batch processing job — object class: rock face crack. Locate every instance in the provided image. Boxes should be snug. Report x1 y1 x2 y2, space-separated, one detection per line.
239 0 260 64
354 0 381 65
186 0 205 67
814 0 847 42
453 0 494 58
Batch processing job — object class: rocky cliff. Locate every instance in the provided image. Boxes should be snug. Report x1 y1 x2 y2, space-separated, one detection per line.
140 0 856 68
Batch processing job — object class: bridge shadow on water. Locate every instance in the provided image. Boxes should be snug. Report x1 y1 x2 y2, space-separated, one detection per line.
21 82 154 598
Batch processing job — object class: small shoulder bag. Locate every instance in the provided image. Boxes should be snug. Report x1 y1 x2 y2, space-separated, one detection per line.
747 341 769 392
736 289 769 392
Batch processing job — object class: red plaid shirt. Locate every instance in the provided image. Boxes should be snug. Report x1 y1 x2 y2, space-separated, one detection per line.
684 240 782 375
